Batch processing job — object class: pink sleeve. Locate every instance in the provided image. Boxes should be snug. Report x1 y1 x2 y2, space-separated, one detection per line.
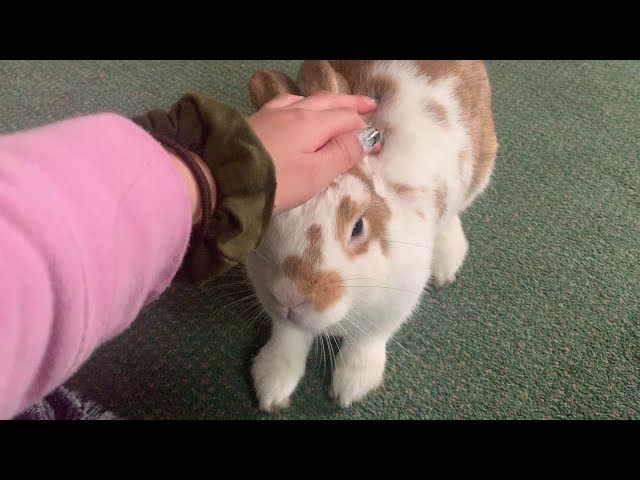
0 113 193 419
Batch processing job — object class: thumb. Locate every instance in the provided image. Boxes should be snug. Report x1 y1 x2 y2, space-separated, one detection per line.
312 126 381 182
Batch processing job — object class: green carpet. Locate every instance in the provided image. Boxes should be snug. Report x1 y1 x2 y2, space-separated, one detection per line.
1 60 638 419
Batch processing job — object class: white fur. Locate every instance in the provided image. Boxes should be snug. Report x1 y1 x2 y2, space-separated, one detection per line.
431 215 469 287
251 321 313 411
245 60 491 410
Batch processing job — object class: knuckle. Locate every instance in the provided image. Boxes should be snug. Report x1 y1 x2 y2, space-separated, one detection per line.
334 107 360 122
293 109 314 123
281 93 302 102
356 117 368 129
337 108 367 129
307 161 323 189
334 138 354 168
266 93 300 107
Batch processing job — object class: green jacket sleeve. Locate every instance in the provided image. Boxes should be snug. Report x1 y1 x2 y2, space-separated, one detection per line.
133 93 276 284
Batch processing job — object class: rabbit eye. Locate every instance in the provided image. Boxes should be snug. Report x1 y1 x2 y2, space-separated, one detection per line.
351 218 364 238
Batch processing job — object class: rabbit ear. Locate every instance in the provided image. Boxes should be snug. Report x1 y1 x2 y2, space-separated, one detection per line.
249 69 302 110
297 60 352 95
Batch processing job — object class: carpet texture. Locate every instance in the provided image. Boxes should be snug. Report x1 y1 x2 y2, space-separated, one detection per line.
1 60 638 419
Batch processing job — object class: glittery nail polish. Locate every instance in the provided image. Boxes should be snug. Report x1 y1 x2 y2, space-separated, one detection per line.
357 126 381 154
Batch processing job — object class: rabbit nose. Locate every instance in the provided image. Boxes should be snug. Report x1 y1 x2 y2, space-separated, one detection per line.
271 279 307 309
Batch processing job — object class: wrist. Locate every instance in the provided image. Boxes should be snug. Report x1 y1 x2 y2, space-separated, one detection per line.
164 146 216 226
134 93 276 283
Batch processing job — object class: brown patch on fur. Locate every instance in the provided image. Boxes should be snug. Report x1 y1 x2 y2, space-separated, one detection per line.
415 60 460 80
453 63 497 201
345 163 374 191
336 165 392 258
416 210 427 221
310 270 343 311
386 180 429 205
425 99 450 128
407 61 497 207
364 196 391 257
389 181 418 197
305 224 322 266
416 61 497 203
435 181 448 219
281 224 343 313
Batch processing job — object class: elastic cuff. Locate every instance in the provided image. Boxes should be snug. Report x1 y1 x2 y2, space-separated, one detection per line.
133 93 276 283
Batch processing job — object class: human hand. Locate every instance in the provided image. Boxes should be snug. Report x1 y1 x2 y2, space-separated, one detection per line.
246 91 381 215
133 91 380 282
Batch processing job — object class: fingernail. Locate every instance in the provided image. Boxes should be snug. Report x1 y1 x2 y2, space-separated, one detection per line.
357 126 381 154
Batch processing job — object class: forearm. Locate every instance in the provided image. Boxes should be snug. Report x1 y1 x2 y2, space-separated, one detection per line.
0 113 193 419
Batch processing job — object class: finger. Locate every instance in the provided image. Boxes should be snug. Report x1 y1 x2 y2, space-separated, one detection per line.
307 126 381 188
304 108 369 151
294 91 378 114
261 93 305 110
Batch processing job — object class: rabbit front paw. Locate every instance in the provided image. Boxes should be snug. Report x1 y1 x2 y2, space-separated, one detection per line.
252 340 310 412
330 341 386 407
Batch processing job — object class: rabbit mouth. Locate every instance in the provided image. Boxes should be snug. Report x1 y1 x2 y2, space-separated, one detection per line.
268 303 330 333
285 309 305 326
262 299 309 329
255 283 344 333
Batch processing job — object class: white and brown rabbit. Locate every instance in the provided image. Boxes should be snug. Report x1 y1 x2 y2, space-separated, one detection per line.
244 60 497 411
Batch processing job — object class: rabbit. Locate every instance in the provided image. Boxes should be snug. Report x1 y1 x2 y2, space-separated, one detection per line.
244 60 498 411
